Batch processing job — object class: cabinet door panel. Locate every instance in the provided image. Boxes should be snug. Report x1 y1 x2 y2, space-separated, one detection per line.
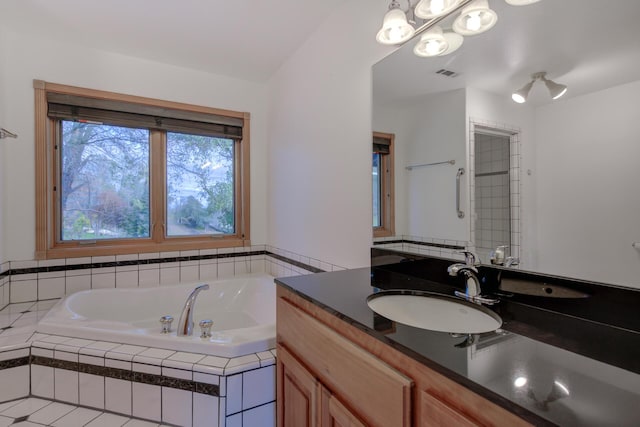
327 394 366 427
277 345 319 427
278 296 412 427
420 390 480 427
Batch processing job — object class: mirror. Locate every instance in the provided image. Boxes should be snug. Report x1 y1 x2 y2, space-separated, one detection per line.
372 0 640 288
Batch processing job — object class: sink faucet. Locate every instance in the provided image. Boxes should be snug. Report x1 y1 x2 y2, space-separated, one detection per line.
448 251 498 305
177 284 210 336
447 263 482 298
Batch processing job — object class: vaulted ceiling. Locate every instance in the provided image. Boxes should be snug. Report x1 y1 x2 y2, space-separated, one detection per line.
0 0 347 82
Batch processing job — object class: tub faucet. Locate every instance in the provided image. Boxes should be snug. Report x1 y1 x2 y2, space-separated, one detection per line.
177 284 210 337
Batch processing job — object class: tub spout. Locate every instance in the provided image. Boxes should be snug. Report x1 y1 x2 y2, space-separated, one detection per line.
177 284 210 336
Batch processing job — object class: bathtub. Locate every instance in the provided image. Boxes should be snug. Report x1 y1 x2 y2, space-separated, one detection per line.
37 273 276 358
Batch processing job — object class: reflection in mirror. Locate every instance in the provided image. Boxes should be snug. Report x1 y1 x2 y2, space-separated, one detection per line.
372 0 640 288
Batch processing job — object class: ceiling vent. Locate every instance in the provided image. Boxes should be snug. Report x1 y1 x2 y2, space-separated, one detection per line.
436 69 459 78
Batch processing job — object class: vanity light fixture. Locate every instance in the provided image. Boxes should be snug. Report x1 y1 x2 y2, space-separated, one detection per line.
511 72 567 103
376 0 416 45
414 27 464 56
413 26 449 56
452 0 497 35
376 0 541 58
415 0 463 19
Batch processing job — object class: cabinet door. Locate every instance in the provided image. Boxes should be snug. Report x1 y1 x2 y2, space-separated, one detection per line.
320 386 366 427
277 345 319 427
278 296 412 427
419 390 480 427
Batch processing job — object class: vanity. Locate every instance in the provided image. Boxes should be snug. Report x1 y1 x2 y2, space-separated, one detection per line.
275 249 640 427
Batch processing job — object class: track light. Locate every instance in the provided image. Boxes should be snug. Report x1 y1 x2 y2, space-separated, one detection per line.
511 80 534 104
511 72 567 103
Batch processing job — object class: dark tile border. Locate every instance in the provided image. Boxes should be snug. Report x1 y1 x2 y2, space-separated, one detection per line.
373 239 465 251
31 355 219 396
6 250 323 278
0 356 30 370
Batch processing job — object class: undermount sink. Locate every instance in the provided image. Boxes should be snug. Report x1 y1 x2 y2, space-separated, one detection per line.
366 290 502 334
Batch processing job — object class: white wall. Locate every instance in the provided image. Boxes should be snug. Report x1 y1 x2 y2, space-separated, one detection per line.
0 29 269 261
266 0 391 268
0 29 7 264
534 80 640 287
374 90 468 242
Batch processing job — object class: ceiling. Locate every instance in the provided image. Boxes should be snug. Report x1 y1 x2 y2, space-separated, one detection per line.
374 0 640 107
0 0 346 82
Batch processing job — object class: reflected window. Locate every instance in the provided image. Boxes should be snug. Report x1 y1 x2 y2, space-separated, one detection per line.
373 132 395 237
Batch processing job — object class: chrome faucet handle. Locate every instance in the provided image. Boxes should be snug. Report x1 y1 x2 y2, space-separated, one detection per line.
160 315 174 334
505 256 520 267
199 319 213 339
455 250 480 266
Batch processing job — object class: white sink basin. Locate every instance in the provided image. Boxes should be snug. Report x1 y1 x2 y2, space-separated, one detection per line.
367 291 502 334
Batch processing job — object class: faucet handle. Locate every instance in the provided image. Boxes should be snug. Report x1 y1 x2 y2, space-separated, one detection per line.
160 315 174 334
199 319 213 339
455 250 480 266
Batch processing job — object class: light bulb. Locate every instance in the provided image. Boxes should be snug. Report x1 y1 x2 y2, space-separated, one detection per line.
426 40 444 55
413 26 449 57
466 11 482 31
431 0 445 15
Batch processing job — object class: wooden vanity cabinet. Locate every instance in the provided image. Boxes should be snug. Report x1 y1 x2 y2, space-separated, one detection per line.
276 287 532 427
277 343 368 427
277 291 412 427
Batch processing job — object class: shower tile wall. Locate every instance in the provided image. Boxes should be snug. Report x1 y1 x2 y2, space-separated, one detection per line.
474 133 511 255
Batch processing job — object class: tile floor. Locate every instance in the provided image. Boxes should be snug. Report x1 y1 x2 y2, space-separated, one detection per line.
0 397 175 426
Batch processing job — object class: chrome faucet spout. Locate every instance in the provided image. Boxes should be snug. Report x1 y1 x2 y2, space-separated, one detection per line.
177 284 210 337
448 263 481 297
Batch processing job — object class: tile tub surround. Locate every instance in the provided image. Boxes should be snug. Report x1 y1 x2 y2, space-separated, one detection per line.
0 334 277 427
4 246 346 304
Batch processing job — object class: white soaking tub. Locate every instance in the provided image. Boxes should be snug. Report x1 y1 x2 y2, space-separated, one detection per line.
37 273 276 358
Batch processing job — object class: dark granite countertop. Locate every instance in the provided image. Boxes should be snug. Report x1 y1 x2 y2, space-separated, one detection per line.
275 254 640 427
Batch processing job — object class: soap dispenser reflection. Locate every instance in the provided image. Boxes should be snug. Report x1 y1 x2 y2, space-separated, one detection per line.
490 245 508 265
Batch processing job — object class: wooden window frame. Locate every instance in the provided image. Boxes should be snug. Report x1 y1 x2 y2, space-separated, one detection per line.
34 80 251 259
373 131 395 238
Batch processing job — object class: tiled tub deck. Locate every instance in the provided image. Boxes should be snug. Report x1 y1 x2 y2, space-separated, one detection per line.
0 301 276 427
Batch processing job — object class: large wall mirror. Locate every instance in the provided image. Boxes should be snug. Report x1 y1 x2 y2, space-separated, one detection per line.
372 0 640 289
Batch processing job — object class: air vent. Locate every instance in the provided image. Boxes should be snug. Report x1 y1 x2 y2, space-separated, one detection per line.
436 69 459 78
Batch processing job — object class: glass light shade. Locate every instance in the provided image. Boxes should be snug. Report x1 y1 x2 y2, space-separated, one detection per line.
440 30 464 55
544 78 568 99
505 0 541 5
415 0 462 19
376 8 416 45
452 0 498 36
413 26 449 57
511 80 534 103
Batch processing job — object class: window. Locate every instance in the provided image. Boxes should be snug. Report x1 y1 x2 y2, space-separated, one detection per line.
372 132 394 237
34 80 250 259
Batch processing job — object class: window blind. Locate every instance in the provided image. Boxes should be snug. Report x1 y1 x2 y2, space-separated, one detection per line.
47 93 243 139
373 135 391 154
